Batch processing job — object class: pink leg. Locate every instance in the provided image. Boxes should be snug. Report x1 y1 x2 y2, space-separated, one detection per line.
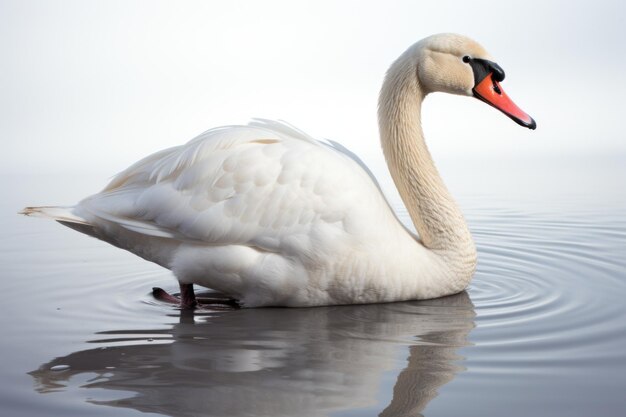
179 282 197 309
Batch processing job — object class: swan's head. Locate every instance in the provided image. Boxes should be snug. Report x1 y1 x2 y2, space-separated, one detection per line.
414 33 536 129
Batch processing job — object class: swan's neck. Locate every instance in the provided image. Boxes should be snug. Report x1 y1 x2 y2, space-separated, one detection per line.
378 52 476 276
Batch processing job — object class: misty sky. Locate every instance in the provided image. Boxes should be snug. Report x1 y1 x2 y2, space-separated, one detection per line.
1 0 625 176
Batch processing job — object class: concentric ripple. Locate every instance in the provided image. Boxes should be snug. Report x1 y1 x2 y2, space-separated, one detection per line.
465 207 626 372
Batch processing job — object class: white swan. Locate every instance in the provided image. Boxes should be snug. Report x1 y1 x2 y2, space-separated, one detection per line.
22 34 535 308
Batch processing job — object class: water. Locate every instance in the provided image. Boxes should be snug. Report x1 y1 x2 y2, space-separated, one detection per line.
1 155 625 417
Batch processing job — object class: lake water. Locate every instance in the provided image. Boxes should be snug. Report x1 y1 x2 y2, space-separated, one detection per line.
1 154 625 417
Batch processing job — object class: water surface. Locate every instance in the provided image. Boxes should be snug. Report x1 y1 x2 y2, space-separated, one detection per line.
1 156 625 416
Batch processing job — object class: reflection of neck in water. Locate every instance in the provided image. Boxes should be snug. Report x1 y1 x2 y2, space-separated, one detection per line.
30 292 475 417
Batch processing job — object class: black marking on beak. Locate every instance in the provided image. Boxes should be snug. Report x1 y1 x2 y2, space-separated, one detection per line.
465 57 505 86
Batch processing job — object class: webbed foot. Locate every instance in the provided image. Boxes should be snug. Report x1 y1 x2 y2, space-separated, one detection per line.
152 283 239 310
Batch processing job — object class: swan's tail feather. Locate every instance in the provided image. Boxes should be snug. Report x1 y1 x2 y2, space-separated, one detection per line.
20 206 98 238
20 206 87 223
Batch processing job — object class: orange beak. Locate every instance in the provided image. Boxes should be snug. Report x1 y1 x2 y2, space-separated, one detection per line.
473 73 536 130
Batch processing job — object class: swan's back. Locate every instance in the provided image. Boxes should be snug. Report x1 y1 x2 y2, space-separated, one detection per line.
79 120 391 244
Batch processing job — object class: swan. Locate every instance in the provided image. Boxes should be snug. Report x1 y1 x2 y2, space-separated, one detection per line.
22 33 535 308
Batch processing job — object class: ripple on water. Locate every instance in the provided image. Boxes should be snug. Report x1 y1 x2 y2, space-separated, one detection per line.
466 208 626 372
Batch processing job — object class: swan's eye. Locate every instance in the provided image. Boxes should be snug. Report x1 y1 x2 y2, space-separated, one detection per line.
462 56 471 63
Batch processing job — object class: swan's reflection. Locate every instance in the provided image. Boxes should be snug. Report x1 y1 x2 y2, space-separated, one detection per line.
31 292 474 417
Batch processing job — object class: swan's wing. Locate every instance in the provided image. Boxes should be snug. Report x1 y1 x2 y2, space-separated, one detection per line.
76 121 396 253
322 139 384 193
321 138 416 239
251 118 383 192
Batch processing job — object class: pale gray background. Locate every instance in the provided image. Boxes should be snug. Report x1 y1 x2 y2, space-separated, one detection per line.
2 0 625 179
